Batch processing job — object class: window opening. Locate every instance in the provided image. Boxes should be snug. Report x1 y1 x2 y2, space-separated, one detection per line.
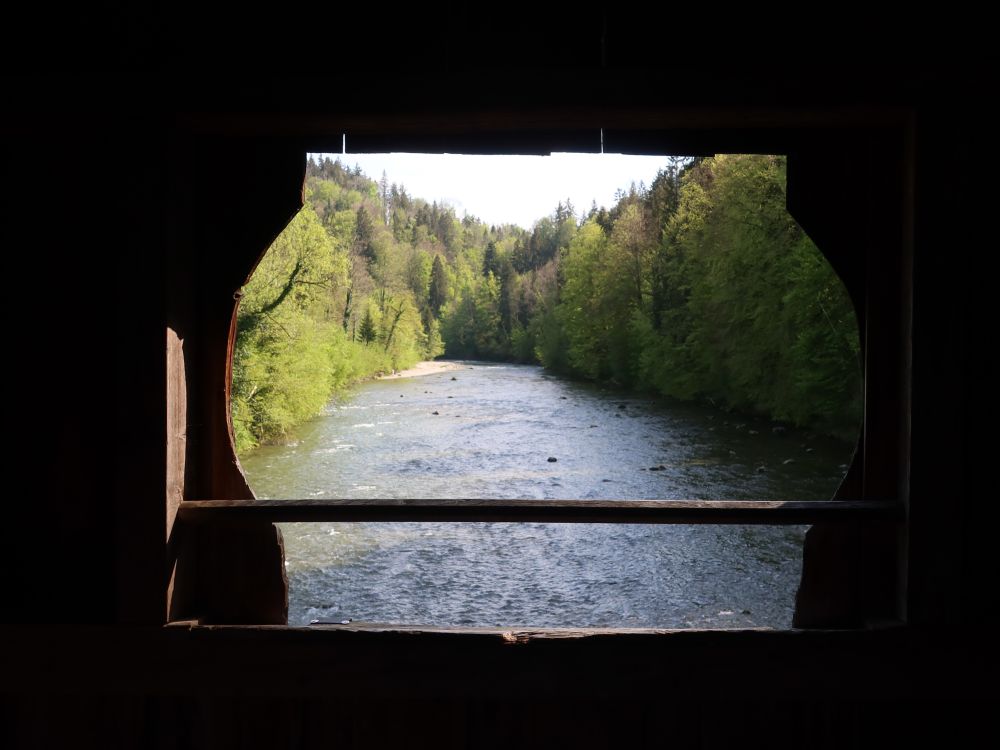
229 151 864 629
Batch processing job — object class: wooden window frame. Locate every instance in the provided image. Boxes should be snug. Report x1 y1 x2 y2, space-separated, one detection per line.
165 107 912 634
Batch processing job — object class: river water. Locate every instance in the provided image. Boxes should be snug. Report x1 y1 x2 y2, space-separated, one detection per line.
240 362 855 628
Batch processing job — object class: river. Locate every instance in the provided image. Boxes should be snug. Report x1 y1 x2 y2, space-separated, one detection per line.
240 361 856 628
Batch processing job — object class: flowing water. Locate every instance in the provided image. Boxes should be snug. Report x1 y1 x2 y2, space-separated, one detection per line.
240 362 855 628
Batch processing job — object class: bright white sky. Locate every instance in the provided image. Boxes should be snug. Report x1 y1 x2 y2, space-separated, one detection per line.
311 152 678 229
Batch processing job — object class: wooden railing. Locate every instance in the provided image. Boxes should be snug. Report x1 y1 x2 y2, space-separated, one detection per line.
179 498 902 525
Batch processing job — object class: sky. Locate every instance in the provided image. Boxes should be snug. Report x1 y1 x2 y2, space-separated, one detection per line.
311 151 679 229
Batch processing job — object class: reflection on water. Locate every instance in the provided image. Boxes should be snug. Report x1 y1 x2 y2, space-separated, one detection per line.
240 362 855 628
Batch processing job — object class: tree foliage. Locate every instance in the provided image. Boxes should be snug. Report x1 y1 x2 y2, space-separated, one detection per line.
233 154 862 455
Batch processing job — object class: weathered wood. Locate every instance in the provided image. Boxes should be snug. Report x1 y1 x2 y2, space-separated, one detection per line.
177 105 910 140
8 23 995 750
161 139 305 625
178 498 902 525
3 622 957 704
292 622 778 640
168 521 288 625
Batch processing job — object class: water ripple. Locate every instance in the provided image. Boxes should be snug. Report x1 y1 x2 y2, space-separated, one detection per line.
241 362 856 629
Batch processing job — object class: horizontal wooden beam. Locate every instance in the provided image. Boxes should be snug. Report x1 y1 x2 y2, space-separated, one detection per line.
178 498 902 525
177 104 911 139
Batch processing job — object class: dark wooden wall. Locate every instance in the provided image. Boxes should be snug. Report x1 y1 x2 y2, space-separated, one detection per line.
3 9 992 747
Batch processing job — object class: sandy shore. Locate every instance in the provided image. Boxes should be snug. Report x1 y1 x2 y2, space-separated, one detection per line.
377 361 465 380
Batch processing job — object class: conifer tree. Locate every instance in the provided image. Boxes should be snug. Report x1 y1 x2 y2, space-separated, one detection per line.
358 307 377 344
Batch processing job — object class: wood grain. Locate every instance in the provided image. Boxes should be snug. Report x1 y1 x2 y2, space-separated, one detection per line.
177 498 902 525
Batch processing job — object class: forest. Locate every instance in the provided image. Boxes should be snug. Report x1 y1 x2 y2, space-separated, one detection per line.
231 154 862 454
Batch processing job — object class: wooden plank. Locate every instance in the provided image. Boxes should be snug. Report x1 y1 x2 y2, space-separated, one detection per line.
168 620 904 637
176 105 911 139
170 621 780 643
178 498 902 525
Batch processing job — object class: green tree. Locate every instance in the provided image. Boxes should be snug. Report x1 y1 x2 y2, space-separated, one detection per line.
235 154 861 455
354 206 376 261
358 306 377 344
482 241 500 278
429 254 448 314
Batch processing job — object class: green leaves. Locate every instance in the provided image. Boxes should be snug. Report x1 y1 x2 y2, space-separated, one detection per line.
534 154 861 436
640 154 861 435
232 155 862 456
